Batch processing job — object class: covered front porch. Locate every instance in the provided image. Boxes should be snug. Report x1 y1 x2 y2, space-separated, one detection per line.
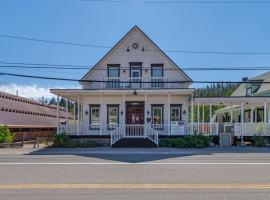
194 97 270 139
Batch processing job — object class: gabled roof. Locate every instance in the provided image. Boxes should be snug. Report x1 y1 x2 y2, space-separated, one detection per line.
81 25 192 82
231 71 270 96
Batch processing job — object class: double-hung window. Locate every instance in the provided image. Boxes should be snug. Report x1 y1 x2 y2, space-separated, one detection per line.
151 105 163 129
107 65 120 88
151 64 164 88
107 105 119 129
89 105 100 130
170 105 182 123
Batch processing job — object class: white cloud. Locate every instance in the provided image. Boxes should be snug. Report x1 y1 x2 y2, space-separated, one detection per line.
0 84 80 99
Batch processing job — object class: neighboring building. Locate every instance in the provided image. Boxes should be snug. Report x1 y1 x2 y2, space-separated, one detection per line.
231 71 270 97
212 72 270 137
0 92 73 141
51 26 270 147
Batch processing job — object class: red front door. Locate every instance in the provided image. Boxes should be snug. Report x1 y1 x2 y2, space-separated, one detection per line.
126 102 144 136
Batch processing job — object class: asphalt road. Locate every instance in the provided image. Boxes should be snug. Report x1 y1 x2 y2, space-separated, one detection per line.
1 147 270 200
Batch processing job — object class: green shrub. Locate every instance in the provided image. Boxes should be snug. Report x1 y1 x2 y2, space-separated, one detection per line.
160 135 212 148
52 133 71 147
253 136 266 147
0 125 15 144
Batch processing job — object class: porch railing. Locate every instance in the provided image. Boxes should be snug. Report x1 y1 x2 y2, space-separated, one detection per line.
234 123 270 136
110 125 159 146
102 77 175 89
59 123 219 136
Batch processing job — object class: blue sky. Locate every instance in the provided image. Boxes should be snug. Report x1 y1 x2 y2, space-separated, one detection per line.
0 0 270 98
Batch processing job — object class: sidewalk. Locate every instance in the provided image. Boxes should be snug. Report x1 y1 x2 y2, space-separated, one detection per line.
0 145 270 155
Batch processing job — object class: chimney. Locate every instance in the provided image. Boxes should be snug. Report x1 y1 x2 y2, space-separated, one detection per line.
16 90 18 96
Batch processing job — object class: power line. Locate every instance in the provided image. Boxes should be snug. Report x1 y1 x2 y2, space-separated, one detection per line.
81 0 270 4
0 71 267 84
2 34 270 55
1 64 270 71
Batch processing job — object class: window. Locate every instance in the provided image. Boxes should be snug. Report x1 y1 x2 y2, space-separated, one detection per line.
151 65 163 77
130 63 142 88
151 64 164 88
89 105 100 129
107 65 120 88
152 105 163 125
108 66 120 77
170 105 182 122
246 87 252 95
107 105 119 129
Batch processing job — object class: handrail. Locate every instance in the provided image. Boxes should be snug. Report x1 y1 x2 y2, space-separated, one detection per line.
110 124 159 146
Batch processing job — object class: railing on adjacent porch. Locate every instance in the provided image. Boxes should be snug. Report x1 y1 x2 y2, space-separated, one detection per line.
110 125 159 146
234 123 270 136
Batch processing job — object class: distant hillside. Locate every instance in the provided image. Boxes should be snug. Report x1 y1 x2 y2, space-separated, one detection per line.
195 83 240 97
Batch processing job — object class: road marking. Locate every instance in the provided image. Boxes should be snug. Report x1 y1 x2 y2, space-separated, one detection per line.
0 183 270 189
0 162 270 165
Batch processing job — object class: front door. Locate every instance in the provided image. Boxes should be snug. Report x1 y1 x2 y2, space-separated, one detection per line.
126 102 144 136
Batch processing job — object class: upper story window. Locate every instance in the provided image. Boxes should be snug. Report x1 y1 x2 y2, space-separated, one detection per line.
151 64 164 88
107 65 120 88
107 65 120 77
151 64 164 77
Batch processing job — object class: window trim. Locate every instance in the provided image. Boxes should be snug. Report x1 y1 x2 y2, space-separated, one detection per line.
170 104 182 122
129 62 142 77
107 64 120 77
151 104 164 128
89 104 100 130
107 104 120 129
151 64 164 77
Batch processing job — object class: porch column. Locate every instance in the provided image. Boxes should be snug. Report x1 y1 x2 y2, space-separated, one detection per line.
230 104 233 123
144 94 147 125
241 103 244 144
251 106 254 123
264 102 267 136
202 105 205 123
56 95 59 135
65 98 69 124
191 94 194 135
209 103 212 135
100 94 103 136
123 94 126 125
255 108 258 122
268 104 270 123
168 93 171 136
77 95 80 136
73 100 76 134
197 102 200 134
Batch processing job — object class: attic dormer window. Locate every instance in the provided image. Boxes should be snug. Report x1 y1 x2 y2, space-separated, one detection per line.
246 87 253 95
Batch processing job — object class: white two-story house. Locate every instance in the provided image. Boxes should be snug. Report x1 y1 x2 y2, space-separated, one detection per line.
51 26 195 146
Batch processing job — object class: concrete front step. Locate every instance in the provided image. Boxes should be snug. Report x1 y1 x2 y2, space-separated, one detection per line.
112 138 157 148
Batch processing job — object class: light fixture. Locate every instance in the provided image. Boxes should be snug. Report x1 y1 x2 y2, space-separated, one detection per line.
147 110 150 115
145 69 148 74
183 110 186 115
126 46 130 52
120 110 123 115
133 89 137 95
142 46 144 51
123 69 126 74
85 110 88 115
